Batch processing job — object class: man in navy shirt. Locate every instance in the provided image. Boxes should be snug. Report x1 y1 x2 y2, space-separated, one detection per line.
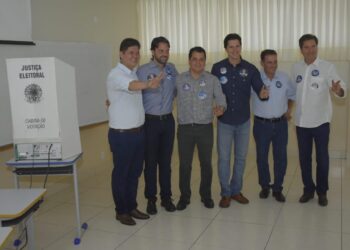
211 33 269 208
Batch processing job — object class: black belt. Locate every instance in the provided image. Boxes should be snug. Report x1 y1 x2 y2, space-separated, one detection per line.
254 115 285 123
110 125 143 133
179 123 212 127
145 113 172 120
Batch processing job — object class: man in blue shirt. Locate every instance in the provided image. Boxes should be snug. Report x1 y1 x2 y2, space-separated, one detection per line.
211 33 269 208
137 37 178 214
252 49 295 202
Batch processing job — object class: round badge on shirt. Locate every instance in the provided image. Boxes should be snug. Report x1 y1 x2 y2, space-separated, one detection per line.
147 73 157 80
276 81 282 88
220 76 228 84
166 68 172 80
198 90 207 100
182 83 191 91
311 69 320 76
296 75 302 83
220 67 227 74
199 80 206 87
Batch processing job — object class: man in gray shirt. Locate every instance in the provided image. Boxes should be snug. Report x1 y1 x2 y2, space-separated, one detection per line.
176 47 227 210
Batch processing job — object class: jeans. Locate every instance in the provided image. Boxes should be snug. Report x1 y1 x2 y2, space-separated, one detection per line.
177 123 213 202
253 118 288 192
217 119 250 197
296 123 330 195
108 128 144 214
144 115 175 201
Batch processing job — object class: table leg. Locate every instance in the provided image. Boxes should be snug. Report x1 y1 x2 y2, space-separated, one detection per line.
72 163 81 239
26 214 36 250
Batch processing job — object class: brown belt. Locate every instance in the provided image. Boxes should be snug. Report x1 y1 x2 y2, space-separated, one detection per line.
110 125 143 133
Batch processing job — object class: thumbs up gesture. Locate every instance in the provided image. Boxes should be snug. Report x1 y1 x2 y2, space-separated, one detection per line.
259 85 269 100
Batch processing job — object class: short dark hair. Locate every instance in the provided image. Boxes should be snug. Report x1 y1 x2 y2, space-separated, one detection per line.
224 33 242 48
188 46 206 59
150 36 170 50
260 49 277 61
299 34 318 49
119 38 140 52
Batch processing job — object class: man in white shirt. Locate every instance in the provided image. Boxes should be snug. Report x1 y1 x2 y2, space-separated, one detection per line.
107 38 162 225
291 34 346 206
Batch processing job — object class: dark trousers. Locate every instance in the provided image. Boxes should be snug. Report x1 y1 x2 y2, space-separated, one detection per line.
177 123 213 202
296 123 330 195
253 118 288 192
144 115 175 201
108 128 144 214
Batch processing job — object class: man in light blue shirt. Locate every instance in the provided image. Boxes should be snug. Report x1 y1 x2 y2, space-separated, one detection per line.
137 37 178 214
252 49 295 202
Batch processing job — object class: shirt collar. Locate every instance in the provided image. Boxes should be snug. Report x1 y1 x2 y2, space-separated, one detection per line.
260 70 276 81
303 57 320 67
225 58 244 67
118 62 137 74
149 59 168 70
185 70 206 80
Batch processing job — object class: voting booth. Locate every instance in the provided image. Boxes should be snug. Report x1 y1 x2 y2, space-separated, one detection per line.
6 57 82 160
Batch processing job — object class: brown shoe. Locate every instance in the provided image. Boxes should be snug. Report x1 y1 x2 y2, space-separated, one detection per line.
116 214 136 226
130 209 150 220
231 193 249 204
219 196 231 208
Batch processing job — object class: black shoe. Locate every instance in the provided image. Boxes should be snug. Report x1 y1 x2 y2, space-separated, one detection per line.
116 214 136 226
176 199 189 211
130 209 150 220
318 194 328 207
161 199 176 212
259 188 270 199
272 191 286 202
201 198 214 208
299 192 314 203
146 200 157 215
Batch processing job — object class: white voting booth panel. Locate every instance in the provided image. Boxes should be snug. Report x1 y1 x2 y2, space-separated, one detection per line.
6 57 82 160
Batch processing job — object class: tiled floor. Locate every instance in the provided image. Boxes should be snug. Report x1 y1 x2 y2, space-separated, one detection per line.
1 122 350 250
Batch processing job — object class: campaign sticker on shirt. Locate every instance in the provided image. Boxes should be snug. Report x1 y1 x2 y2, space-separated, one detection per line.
147 73 157 80
311 82 319 89
199 80 206 87
276 81 282 88
296 75 302 83
311 69 320 76
220 76 228 84
182 83 191 91
220 67 227 74
166 68 173 80
239 69 248 77
198 90 207 100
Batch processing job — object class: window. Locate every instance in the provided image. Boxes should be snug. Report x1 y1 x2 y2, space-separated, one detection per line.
137 0 349 63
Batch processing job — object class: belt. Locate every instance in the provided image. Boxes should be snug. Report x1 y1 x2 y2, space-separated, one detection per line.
179 123 212 127
110 125 143 133
145 113 172 120
254 115 285 123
